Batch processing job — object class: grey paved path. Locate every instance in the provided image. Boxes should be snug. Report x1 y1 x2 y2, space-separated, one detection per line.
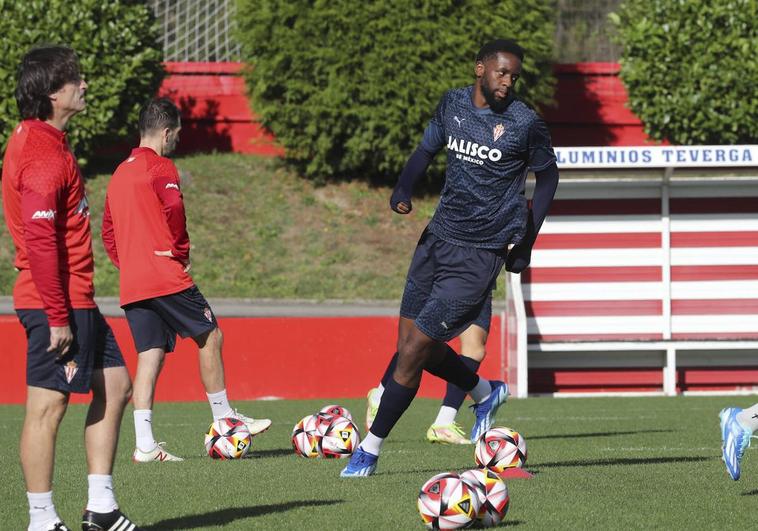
0 296 504 317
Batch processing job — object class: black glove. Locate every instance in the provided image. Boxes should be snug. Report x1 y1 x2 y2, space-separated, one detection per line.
506 211 535 273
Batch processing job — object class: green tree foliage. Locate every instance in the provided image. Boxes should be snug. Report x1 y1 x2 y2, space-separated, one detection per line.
611 0 757 144
237 0 556 181
0 0 164 164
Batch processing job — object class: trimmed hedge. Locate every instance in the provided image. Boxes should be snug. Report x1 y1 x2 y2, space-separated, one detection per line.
237 0 556 181
612 0 757 145
0 0 164 164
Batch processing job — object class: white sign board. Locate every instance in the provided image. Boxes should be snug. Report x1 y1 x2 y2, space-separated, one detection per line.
555 145 758 169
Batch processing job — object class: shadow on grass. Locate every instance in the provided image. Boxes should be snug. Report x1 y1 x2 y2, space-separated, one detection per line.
143 499 343 530
533 456 712 470
529 429 674 441
741 489 758 496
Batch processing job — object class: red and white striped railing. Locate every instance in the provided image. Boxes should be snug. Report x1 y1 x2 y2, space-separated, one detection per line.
505 159 758 397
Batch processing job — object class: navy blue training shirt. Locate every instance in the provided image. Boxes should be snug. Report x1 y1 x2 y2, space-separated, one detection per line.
421 85 555 249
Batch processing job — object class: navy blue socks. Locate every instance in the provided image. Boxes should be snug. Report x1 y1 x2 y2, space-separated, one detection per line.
441 356 481 409
369 376 418 438
424 345 479 392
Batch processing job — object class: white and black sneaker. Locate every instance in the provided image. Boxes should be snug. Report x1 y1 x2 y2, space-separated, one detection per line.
81 510 141 531
43 521 70 531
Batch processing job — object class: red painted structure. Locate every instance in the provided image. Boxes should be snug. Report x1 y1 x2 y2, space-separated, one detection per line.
160 62 283 156
0 315 503 405
541 63 656 147
159 62 653 153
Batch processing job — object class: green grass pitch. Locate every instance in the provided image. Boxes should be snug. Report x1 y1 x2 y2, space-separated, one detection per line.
1 395 756 529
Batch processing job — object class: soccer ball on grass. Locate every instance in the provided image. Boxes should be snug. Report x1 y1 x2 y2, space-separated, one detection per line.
417 472 479 529
292 414 321 458
318 415 360 458
204 418 252 459
319 404 354 421
460 468 510 526
474 426 527 472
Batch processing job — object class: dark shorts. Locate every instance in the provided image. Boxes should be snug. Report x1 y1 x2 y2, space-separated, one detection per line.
471 292 493 333
399 228 504 341
17 308 125 394
123 286 217 353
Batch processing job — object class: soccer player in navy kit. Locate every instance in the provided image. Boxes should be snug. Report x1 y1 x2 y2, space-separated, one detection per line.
342 39 559 477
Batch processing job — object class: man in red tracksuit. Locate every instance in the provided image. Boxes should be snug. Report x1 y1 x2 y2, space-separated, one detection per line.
2 45 140 531
102 97 270 462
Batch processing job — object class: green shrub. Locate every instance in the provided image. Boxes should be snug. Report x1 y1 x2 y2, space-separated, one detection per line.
611 0 757 144
237 0 556 181
0 0 164 164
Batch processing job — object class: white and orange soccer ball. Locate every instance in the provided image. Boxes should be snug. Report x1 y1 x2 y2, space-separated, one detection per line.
417 472 479 530
460 468 510 527
319 404 354 422
292 414 321 458
474 427 527 472
318 415 360 458
204 418 252 460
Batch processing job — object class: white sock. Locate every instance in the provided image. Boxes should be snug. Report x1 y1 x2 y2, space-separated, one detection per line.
207 389 232 419
133 409 157 452
27 491 59 531
370 384 385 406
359 432 385 456
86 474 118 513
470 377 492 403
433 406 458 426
737 403 758 433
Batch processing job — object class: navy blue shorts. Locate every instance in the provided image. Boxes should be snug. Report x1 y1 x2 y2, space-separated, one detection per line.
471 292 493 333
17 308 125 394
400 228 504 341
123 285 217 353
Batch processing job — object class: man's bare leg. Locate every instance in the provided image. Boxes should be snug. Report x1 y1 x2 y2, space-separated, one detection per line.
195 327 271 435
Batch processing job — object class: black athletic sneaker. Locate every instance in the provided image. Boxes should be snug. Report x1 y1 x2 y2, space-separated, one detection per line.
81 509 141 531
48 521 70 531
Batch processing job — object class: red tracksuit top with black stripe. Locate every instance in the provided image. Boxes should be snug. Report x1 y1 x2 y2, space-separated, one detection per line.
2 120 96 327
102 147 194 306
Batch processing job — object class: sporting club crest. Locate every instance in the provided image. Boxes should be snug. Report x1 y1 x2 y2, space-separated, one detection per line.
493 123 505 142
64 360 78 383
204 307 213 322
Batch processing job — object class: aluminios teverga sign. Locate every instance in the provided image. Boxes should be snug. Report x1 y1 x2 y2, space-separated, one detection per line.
555 145 758 169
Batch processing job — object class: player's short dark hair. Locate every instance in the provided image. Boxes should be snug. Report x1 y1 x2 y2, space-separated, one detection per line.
15 45 81 120
138 97 181 136
476 39 525 63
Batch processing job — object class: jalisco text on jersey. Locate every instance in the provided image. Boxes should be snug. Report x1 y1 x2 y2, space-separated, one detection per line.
447 136 503 162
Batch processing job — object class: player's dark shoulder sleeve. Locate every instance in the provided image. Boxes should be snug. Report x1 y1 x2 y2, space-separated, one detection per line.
421 90 453 154
526 112 556 172
430 90 453 130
